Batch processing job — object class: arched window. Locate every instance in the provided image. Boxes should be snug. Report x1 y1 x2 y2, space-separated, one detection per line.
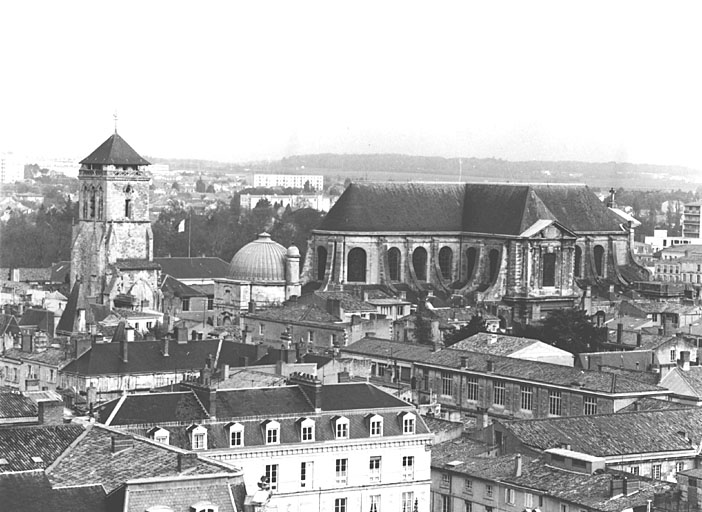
574 246 582 277
317 246 327 281
439 247 453 281
488 249 500 283
466 247 477 280
89 187 96 218
82 186 89 219
347 248 367 282
594 245 605 276
542 252 556 287
97 186 103 220
125 198 132 218
388 247 401 281
412 247 428 281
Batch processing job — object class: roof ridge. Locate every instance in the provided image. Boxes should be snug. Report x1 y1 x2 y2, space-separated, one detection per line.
188 389 211 419
105 393 128 426
45 423 91 474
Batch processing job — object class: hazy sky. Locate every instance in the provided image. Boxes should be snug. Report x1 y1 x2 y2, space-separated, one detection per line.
2 1 701 168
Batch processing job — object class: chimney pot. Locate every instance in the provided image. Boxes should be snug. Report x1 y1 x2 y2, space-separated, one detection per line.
163 337 170 357
515 454 522 477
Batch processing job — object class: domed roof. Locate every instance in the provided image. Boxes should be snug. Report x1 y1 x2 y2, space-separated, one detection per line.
286 245 300 258
229 233 287 282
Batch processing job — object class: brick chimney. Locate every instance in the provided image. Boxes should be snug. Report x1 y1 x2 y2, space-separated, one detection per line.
289 372 323 412
37 400 63 425
120 335 128 363
163 337 170 357
178 452 198 472
514 454 522 477
111 436 134 453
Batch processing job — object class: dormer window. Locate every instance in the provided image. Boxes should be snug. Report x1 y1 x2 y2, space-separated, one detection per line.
190 501 218 512
399 411 416 435
333 416 349 439
262 420 280 445
147 427 170 445
187 425 207 450
299 417 315 442
227 422 244 447
367 414 383 437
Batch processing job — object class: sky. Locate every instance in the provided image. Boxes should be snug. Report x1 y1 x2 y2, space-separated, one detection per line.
2 1 702 168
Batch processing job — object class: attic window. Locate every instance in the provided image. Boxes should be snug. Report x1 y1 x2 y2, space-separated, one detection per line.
300 417 315 442
334 416 349 439
188 425 207 450
148 427 170 445
263 420 280 445
228 422 244 447
368 414 383 437
399 411 416 434
190 502 218 512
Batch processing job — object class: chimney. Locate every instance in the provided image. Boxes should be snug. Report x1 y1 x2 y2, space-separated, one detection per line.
163 337 170 357
248 300 256 314
111 436 134 453
176 326 188 344
515 454 522 477
125 325 135 342
658 327 664 336
178 452 199 472
21 333 33 353
633 401 640 411
37 400 64 425
120 335 128 363
679 351 691 371
289 372 323 412
327 298 344 320
487 360 494 373
616 323 623 344
223 364 230 381
481 410 489 428
636 332 642 347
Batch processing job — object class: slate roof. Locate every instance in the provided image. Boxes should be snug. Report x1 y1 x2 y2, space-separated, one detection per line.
60 339 264 377
450 332 540 355
499 407 702 457
244 302 343 327
663 366 702 399
19 308 54 335
0 424 86 472
0 472 107 512
342 337 434 362
2 347 72 367
48 424 236 494
50 261 71 284
0 392 38 419
432 443 520 478
80 133 150 166
213 386 313 417
0 314 20 336
319 382 413 410
421 348 665 395
318 183 624 235
617 397 691 413
98 391 209 426
217 368 286 389
161 275 207 298
112 259 161 270
154 257 230 280
302 291 377 313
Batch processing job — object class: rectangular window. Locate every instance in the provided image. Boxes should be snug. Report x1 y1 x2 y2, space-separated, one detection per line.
401 492 414 512
423 373 429 392
402 455 414 480
441 473 451 490
265 464 278 490
182 298 190 311
335 498 347 512
549 390 562 416
336 421 348 439
464 478 473 495
370 419 382 436
524 493 534 508
629 466 640 475
676 462 685 473
652 464 662 479
493 380 506 406
335 458 348 484
369 495 380 512
464 502 472 512
520 385 533 410
300 461 313 488
485 484 494 499
670 349 676 363
302 424 314 441
230 430 242 446
584 396 597 415
561 504 568 512
403 416 415 434
442 371 453 396
308 331 314 342
207 296 214 310
466 376 479 401
369 456 381 483
193 433 205 449
266 427 278 444
441 495 452 512
505 488 515 505
259 324 264 335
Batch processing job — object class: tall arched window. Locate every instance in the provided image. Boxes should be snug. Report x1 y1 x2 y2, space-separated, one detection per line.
317 246 328 281
574 246 582 277
124 185 133 219
387 247 401 281
439 247 453 281
542 252 556 287
488 249 500 283
97 186 103 220
466 247 477 280
82 186 89 219
89 187 96 218
412 247 428 281
594 245 605 276
347 248 367 282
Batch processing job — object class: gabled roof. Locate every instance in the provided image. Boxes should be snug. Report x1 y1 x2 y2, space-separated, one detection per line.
154 257 230 280
98 391 209 426
160 275 207 298
420 348 665 394
244 302 343 326
2 347 72 367
449 332 542 356
499 407 702 457
0 424 86 472
80 133 150 166
19 308 54 335
342 337 434 362
0 391 38 420
318 183 625 235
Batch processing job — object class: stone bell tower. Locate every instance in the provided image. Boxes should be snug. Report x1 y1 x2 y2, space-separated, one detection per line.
70 129 159 309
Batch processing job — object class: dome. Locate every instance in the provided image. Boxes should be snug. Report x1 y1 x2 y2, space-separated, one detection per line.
286 245 300 258
228 232 287 282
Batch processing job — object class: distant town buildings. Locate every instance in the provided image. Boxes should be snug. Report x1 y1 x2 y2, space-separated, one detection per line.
0 151 24 185
239 192 337 212
253 173 324 190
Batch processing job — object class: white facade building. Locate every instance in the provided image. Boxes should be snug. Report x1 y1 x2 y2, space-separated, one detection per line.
0 152 25 184
253 173 324 191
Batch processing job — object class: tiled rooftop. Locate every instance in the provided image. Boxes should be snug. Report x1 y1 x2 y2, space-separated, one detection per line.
0 424 86 472
98 391 209 426
342 337 434 362
449 332 541 355
0 392 38 420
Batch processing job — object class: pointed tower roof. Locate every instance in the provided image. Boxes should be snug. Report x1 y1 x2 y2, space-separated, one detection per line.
80 133 150 166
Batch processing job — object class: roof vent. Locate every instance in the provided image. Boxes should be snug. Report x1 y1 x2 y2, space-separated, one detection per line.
0 458 7 466
31 456 43 464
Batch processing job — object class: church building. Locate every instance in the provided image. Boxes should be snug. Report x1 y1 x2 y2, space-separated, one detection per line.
301 182 648 325
69 131 160 312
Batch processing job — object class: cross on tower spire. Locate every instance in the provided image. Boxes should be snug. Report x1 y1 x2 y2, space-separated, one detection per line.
113 111 118 134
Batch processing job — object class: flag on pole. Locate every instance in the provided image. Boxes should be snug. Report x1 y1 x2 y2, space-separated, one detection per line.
177 219 186 233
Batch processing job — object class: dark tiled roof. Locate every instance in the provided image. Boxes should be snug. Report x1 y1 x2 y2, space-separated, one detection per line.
50 261 71 284
0 472 107 512
214 387 314 417
342 337 434 362
450 332 542 355
318 183 624 234
302 291 377 313
0 424 86 472
99 391 209 426
60 339 263 377
161 275 206 298
2 347 72 367
0 314 20 336
80 133 150 166
112 259 161 270
0 392 37 419
48 424 235 493
301 353 333 368
617 397 692 413
320 382 411 410
432 443 519 478
154 257 230 280
56 282 80 334
500 407 702 456
245 303 343 326
19 308 54 335
421 348 664 394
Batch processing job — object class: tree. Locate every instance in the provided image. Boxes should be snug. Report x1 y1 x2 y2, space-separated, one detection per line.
206 184 216 193
444 314 486 347
530 308 600 354
195 178 207 193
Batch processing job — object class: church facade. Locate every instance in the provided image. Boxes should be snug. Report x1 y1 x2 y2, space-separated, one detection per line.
301 183 648 324
69 132 160 311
